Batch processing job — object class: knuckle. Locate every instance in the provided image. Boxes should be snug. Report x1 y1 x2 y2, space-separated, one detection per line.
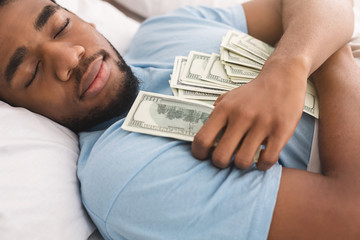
234 154 253 169
273 113 284 124
257 154 278 170
261 157 276 166
192 133 214 160
212 146 233 169
235 108 253 122
258 114 273 127
246 108 259 121
193 132 213 149
191 146 208 160
212 155 231 169
217 100 233 114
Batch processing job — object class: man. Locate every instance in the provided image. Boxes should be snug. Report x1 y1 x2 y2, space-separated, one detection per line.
0 0 358 239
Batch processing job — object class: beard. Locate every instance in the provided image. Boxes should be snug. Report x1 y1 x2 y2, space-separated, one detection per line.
61 45 139 133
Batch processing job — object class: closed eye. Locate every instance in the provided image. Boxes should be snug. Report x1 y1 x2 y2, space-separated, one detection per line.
25 61 40 88
54 17 70 39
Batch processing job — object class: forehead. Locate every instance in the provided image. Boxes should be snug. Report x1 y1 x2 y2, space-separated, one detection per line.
0 0 54 38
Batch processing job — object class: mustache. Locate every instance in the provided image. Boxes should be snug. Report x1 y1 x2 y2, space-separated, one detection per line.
74 49 110 84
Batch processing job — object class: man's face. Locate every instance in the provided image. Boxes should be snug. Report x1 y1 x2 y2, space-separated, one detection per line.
0 0 139 131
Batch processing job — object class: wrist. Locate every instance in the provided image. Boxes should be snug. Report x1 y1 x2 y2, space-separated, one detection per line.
266 53 311 80
259 53 310 92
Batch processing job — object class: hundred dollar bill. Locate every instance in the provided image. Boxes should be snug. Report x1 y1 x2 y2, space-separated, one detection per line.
170 56 227 95
181 51 210 82
221 47 263 70
224 63 260 80
178 89 220 101
170 56 186 86
122 91 214 142
201 53 243 89
304 81 319 118
230 32 274 60
181 51 231 91
228 76 255 83
221 30 266 65
171 88 179 97
197 99 216 106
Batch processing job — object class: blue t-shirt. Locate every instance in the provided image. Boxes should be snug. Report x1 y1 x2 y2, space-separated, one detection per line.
78 5 314 240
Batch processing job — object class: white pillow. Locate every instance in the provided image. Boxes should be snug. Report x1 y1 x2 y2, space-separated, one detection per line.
0 101 95 239
58 0 140 54
0 0 139 239
114 0 250 19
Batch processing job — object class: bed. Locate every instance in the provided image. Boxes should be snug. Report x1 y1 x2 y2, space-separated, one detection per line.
0 0 359 239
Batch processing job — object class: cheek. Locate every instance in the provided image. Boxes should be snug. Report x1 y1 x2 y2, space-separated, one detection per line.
19 85 75 120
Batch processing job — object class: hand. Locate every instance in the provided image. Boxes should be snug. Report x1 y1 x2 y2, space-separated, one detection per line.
191 60 307 170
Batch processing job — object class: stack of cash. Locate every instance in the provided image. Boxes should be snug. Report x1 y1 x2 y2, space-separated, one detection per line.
123 30 319 148
169 30 319 119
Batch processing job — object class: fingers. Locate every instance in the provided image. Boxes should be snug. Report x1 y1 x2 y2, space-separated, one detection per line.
234 124 267 169
191 107 227 160
192 84 298 171
193 107 288 170
257 134 287 170
233 134 286 171
211 120 251 168
215 117 289 170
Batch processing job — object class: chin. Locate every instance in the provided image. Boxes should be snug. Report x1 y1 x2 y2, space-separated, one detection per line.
61 59 139 132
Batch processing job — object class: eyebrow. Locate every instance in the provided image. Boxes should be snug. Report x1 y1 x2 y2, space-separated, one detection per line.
5 46 27 84
34 4 60 31
3 4 60 84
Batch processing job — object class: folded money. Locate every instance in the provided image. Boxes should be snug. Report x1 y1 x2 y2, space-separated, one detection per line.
169 30 319 119
122 91 214 142
122 30 318 165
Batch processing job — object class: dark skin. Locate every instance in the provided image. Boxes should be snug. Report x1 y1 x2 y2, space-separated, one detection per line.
0 0 136 131
269 45 360 239
193 0 360 238
0 0 360 239
192 0 354 170
194 1 360 237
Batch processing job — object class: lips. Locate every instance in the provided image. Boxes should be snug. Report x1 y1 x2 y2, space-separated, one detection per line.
80 57 110 99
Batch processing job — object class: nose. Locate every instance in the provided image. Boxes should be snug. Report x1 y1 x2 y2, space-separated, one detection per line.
40 42 85 81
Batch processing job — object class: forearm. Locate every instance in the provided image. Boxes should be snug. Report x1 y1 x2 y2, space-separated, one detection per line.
245 0 354 76
274 0 354 75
